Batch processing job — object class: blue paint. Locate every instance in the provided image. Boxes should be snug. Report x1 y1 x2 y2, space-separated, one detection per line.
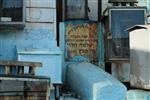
0 28 56 60
98 23 105 68
17 47 62 84
67 63 127 100
0 27 57 76
68 55 90 62
127 90 150 100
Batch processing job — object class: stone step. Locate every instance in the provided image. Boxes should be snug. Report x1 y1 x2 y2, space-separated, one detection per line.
127 89 150 100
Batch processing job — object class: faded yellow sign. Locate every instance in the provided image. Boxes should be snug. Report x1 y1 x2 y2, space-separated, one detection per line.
66 23 98 62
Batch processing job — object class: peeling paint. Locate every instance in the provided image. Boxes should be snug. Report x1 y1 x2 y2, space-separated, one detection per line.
66 22 98 62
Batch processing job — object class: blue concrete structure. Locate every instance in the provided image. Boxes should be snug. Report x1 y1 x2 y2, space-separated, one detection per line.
17 47 62 84
66 62 127 100
127 90 150 100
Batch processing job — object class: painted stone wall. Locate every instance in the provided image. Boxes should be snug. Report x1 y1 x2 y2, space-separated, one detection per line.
0 0 57 60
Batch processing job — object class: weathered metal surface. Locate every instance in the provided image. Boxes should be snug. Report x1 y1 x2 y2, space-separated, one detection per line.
129 25 150 89
107 7 146 60
101 0 148 16
65 21 98 62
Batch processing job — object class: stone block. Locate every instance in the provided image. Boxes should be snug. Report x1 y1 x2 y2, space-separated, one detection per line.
66 62 127 100
127 89 150 100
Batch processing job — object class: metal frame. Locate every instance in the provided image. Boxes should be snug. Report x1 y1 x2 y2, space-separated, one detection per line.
63 0 88 20
106 7 147 62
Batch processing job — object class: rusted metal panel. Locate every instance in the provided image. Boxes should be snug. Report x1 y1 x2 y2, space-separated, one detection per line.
129 25 150 89
26 8 54 23
66 22 98 62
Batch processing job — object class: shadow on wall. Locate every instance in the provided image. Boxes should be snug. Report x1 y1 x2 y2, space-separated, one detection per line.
130 49 150 89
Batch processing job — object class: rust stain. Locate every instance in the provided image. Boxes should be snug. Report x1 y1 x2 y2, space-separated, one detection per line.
66 23 98 62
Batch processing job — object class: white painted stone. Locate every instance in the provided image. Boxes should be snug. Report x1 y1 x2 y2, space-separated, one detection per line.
129 25 150 89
